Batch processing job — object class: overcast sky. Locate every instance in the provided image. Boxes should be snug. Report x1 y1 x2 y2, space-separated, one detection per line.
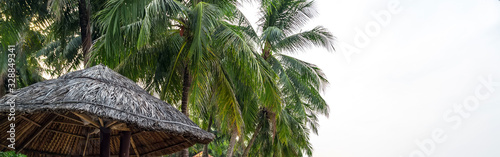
241 0 500 156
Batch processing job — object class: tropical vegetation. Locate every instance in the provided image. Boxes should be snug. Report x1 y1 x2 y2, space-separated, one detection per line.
0 0 334 156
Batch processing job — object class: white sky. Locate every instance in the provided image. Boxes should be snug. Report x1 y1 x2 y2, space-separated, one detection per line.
241 0 500 156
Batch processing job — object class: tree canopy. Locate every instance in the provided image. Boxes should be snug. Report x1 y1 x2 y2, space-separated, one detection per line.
0 0 334 156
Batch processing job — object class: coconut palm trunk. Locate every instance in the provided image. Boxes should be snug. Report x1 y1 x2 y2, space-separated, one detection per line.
179 65 191 157
78 0 91 66
95 1 259 156
202 116 213 157
0 74 6 98
242 121 262 157
226 125 238 157
262 52 278 142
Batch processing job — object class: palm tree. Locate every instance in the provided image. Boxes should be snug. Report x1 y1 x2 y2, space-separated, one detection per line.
240 0 334 156
0 0 108 85
40 0 107 71
0 0 49 96
47 0 101 66
2 0 334 156
94 0 281 156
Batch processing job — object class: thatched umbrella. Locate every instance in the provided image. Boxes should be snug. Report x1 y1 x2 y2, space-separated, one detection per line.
0 64 214 157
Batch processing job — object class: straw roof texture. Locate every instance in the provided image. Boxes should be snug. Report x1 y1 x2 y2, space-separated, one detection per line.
0 64 214 156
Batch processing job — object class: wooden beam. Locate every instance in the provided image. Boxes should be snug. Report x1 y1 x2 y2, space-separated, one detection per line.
99 118 104 127
46 129 85 139
72 112 100 128
0 116 11 127
53 112 93 128
53 121 87 127
17 114 58 153
104 120 119 128
134 138 191 153
19 116 41 127
82 132 90 157
119 131 131 157
54 113 82 123
91 135 117 140
130 137 140 157
90 128 100 135
100 127 111 157
110 123 130 131
23 149 70 156
71 128 87 156
89 131 143 140
142 141 189 156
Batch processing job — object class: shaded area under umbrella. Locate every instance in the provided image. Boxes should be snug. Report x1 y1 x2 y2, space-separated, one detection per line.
0 64 214 156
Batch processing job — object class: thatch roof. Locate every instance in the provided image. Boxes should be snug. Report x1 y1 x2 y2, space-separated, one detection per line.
0 64 214 156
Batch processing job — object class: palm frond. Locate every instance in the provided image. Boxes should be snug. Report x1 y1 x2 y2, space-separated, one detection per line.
275 26 335 53
261 26 285 45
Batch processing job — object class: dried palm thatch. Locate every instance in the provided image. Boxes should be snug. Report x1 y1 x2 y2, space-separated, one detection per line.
0 64 214 156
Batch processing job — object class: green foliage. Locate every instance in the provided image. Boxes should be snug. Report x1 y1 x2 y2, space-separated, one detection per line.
0 0 334 156
242 0 335 156
0 151 27 157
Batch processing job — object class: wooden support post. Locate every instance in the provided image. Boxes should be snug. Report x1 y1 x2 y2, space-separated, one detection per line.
119 131 131 157
100 127 111 157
